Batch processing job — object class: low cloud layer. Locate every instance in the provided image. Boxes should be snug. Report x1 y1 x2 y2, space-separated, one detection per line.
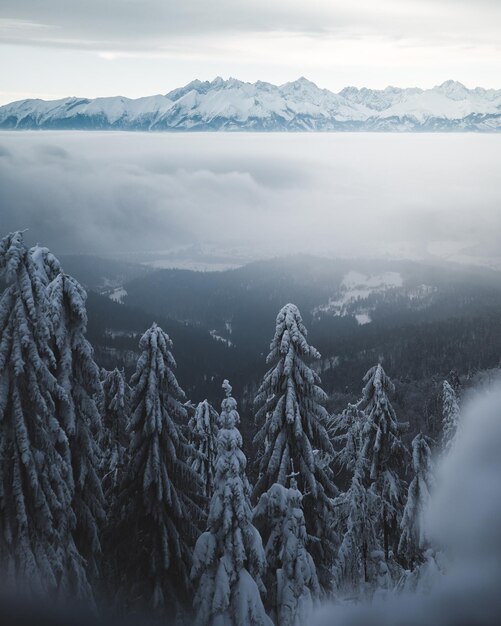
0 131 500 261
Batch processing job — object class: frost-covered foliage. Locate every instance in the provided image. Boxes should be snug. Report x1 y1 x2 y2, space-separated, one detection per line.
253 304 338 591
189 399 219 499
333 460 381 596
442 380 460 454
332 401 383 596
48 270 105 585
0 232 81 595
191 380 272 626
30 244 62 284
99 368 130 502
330 403 365 474
358 364 407 562
255 478 319 625
114 323 203 616
398 434 434 566
395 548 444 596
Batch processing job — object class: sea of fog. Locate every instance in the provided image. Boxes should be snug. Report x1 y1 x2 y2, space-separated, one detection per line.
0 131 500 267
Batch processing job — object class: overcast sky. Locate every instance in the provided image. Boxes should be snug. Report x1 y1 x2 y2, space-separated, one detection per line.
1 0 500 104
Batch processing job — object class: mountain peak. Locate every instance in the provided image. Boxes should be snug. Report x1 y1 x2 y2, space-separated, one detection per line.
435 80 469 100
1 78 500 132
280 76 320 92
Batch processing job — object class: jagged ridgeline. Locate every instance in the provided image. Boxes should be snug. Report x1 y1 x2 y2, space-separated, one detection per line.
0 231 492 623
1 78 500 131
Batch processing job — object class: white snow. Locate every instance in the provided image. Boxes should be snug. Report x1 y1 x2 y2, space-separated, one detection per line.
108 286 128 304
355 313 371 325
314 271 403 322
209 329 233 347
2 77 500 130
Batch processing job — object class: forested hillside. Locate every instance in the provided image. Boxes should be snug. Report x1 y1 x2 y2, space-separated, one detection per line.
68 254 501 450
1 232 500 624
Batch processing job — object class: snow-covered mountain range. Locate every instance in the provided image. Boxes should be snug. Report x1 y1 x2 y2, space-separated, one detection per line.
1 77 500 131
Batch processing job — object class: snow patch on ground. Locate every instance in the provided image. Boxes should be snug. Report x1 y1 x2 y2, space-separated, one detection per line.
210 330 234 347
104 328 139 339
143 259 242 271
408 284 437 300
355 313 371 325
108 287 128 304
314 271 404 323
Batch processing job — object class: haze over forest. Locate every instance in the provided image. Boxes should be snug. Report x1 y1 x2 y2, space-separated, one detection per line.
1 132 500 268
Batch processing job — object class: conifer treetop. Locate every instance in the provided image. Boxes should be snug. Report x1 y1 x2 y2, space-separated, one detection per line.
0 231 80 596
267 303 320 364
30 244 62 284
442 380 460 454
253 303 337 593
115 322 202 614
398 433 435 563
131 322 186 407
188 398 219 499
191 380 271 626
359 363 404 480
361 363 397 423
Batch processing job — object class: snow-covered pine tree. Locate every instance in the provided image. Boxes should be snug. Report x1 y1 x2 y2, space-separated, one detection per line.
191 380 272 626
330 401 384 597
332 402 374 590
398 433 434 567
330 403 365 474
48 270 105 587
333 457 381 596
99 367 130 502
98 367 130 603
277 475 319 626
0 232 78 594
254 483 288 619
189 399 219 499
358 364 406 563
442 380 460 455
255 474 320 625
253 303 338 591
115 323 204 616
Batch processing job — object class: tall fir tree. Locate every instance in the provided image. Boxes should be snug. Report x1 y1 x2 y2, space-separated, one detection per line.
99 367 130 502
253 303 338 592
330 403 365 475
275 476 319 626
0 232 81 595
114 323 204 616
191 380 272 626
189 399 219 499
442 380 460 455
398 434 434 567
254 476 319 625
332 403 381 596
47 268 105 587
358 364 407 563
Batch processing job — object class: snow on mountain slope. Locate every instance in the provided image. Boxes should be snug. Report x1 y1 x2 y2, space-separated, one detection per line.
1 78 500 131
313 271 405 324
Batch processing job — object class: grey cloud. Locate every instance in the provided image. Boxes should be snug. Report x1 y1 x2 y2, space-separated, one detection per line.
0 131 500 259
1 0 500 52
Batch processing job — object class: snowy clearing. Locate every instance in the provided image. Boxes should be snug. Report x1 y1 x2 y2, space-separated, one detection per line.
314 271 404 322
